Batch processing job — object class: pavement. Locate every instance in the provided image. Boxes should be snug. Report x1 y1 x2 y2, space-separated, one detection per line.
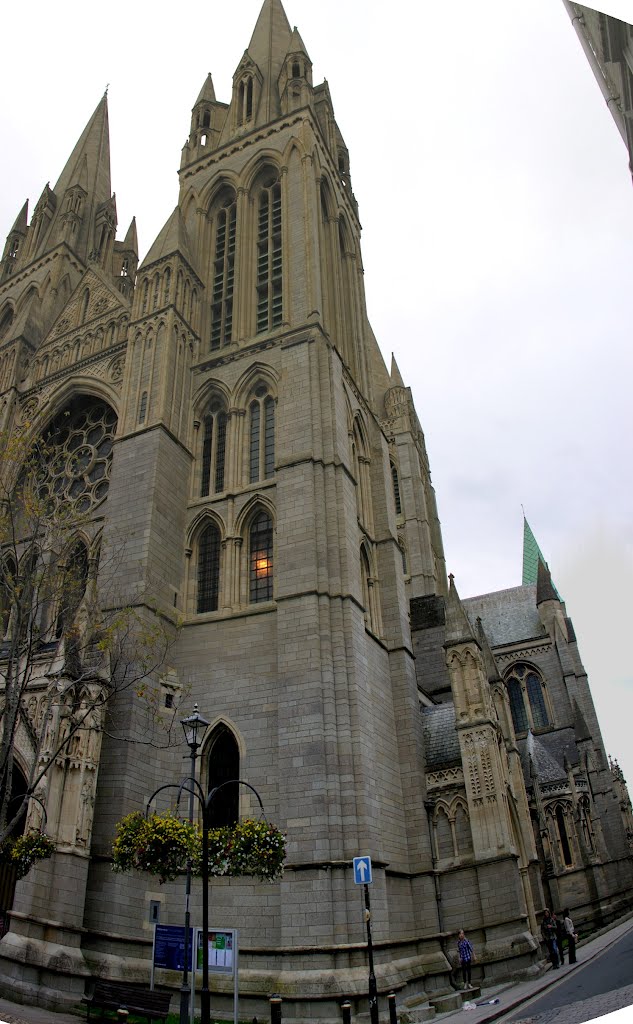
0 915 631 1024
431 913 633 1024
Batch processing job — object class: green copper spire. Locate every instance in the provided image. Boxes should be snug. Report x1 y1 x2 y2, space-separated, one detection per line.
522 515 560 598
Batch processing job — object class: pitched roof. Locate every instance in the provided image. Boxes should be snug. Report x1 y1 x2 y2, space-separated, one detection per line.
421 703 460 769
463 585 544 648
140 207 197 274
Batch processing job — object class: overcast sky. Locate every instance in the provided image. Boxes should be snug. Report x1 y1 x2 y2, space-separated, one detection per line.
1 0 632 789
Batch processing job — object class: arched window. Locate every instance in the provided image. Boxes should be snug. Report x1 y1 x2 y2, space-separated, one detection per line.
0 307 14 341
197 523 221 613
249 511 273 603
200 400 228 496
249 387 275 483
578 795 595 854
555 804 573 867
138 391 148 424
207 724 239 826
391 461 402 516
292 61 301 79
163 267 171 304
360 545 373 628
352 418 371 531
55 540 89 639
210 191 237 350
505 664 550 734
255 173 282 334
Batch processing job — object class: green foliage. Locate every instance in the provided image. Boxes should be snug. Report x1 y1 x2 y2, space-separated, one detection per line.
0 829 56 880
112 812 201 884
112 813 286 884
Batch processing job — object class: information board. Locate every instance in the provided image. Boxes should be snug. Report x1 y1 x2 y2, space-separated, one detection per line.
153 924 194 972
195 928 236 975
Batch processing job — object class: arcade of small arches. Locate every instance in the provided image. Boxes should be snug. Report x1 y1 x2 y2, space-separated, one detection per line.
29 315 128 385
430 796 474 863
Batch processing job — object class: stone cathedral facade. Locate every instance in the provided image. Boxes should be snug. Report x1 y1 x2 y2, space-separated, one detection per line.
0 1 631 1018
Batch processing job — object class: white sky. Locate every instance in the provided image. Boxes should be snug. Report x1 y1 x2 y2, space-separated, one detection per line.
1 0 632 789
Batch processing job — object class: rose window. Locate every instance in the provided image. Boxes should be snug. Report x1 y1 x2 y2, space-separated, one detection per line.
38 398 117 514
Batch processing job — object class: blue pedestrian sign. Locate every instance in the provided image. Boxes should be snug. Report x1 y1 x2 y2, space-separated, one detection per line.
353 856 372 884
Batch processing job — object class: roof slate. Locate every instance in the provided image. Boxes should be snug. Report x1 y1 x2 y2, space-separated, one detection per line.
421 703 460 769
463 585 544 648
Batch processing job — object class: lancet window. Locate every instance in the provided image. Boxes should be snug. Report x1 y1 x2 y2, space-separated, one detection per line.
255 173 282 334
505 663 550 734
200 400 228 497
249 511 273 604
197 522 222 614
207 724 240 826
248 386 275 483
210 191 237 350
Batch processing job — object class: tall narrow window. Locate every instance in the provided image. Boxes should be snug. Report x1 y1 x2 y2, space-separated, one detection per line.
197 523 221 613
207 725 240 826
391 461 402 515
508 677 528 733
55 541 89 639
248 387 275 483
249 511 273 603
256 175 282 333
505 664 549 734
210 194 236 350
200 401 227 496
527 671 549 728
556 805 573 866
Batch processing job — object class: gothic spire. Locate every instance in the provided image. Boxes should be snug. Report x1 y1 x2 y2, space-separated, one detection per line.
390 353 405 387
444 574 478 647
53 94 112 209
245 0 293 122
194 73 216 106
536 557 559 606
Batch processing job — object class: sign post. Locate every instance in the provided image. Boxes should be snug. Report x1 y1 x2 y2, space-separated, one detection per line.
353 857 378 1024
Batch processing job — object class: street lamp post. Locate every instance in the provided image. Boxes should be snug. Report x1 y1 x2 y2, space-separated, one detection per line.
178 705 210 1024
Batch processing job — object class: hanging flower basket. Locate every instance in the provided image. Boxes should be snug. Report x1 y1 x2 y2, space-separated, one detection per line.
207 819 286 882
0 830 56 880
112 813 285 884
112 812 201 884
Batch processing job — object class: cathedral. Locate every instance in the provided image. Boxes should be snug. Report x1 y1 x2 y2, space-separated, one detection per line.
0 0 631 1019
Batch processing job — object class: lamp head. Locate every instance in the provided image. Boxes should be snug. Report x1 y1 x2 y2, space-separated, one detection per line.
180 703 210 750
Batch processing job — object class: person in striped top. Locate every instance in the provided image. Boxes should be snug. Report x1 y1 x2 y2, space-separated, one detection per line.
457 929 475 989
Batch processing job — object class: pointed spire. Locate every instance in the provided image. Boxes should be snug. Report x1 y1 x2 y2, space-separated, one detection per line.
10 201 29 237
195 73 216 106
53 94 111 208
287 25 311 61
445 574 478 646
536 557 559 606
246 0 292 122
390 353 405 387
140 207 197 274
122 217 138 253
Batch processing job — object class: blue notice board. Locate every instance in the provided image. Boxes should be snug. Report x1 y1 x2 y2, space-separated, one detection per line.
153 924 194 972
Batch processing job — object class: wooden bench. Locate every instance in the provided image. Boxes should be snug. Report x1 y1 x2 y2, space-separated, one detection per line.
83 980 172 1023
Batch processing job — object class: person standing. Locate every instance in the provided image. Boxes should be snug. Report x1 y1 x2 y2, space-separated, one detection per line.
564 909 578 964
541 909 560 968
457 929 475 989
554 913 566 965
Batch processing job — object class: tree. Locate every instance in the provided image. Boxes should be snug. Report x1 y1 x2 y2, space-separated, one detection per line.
0 410 180 857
